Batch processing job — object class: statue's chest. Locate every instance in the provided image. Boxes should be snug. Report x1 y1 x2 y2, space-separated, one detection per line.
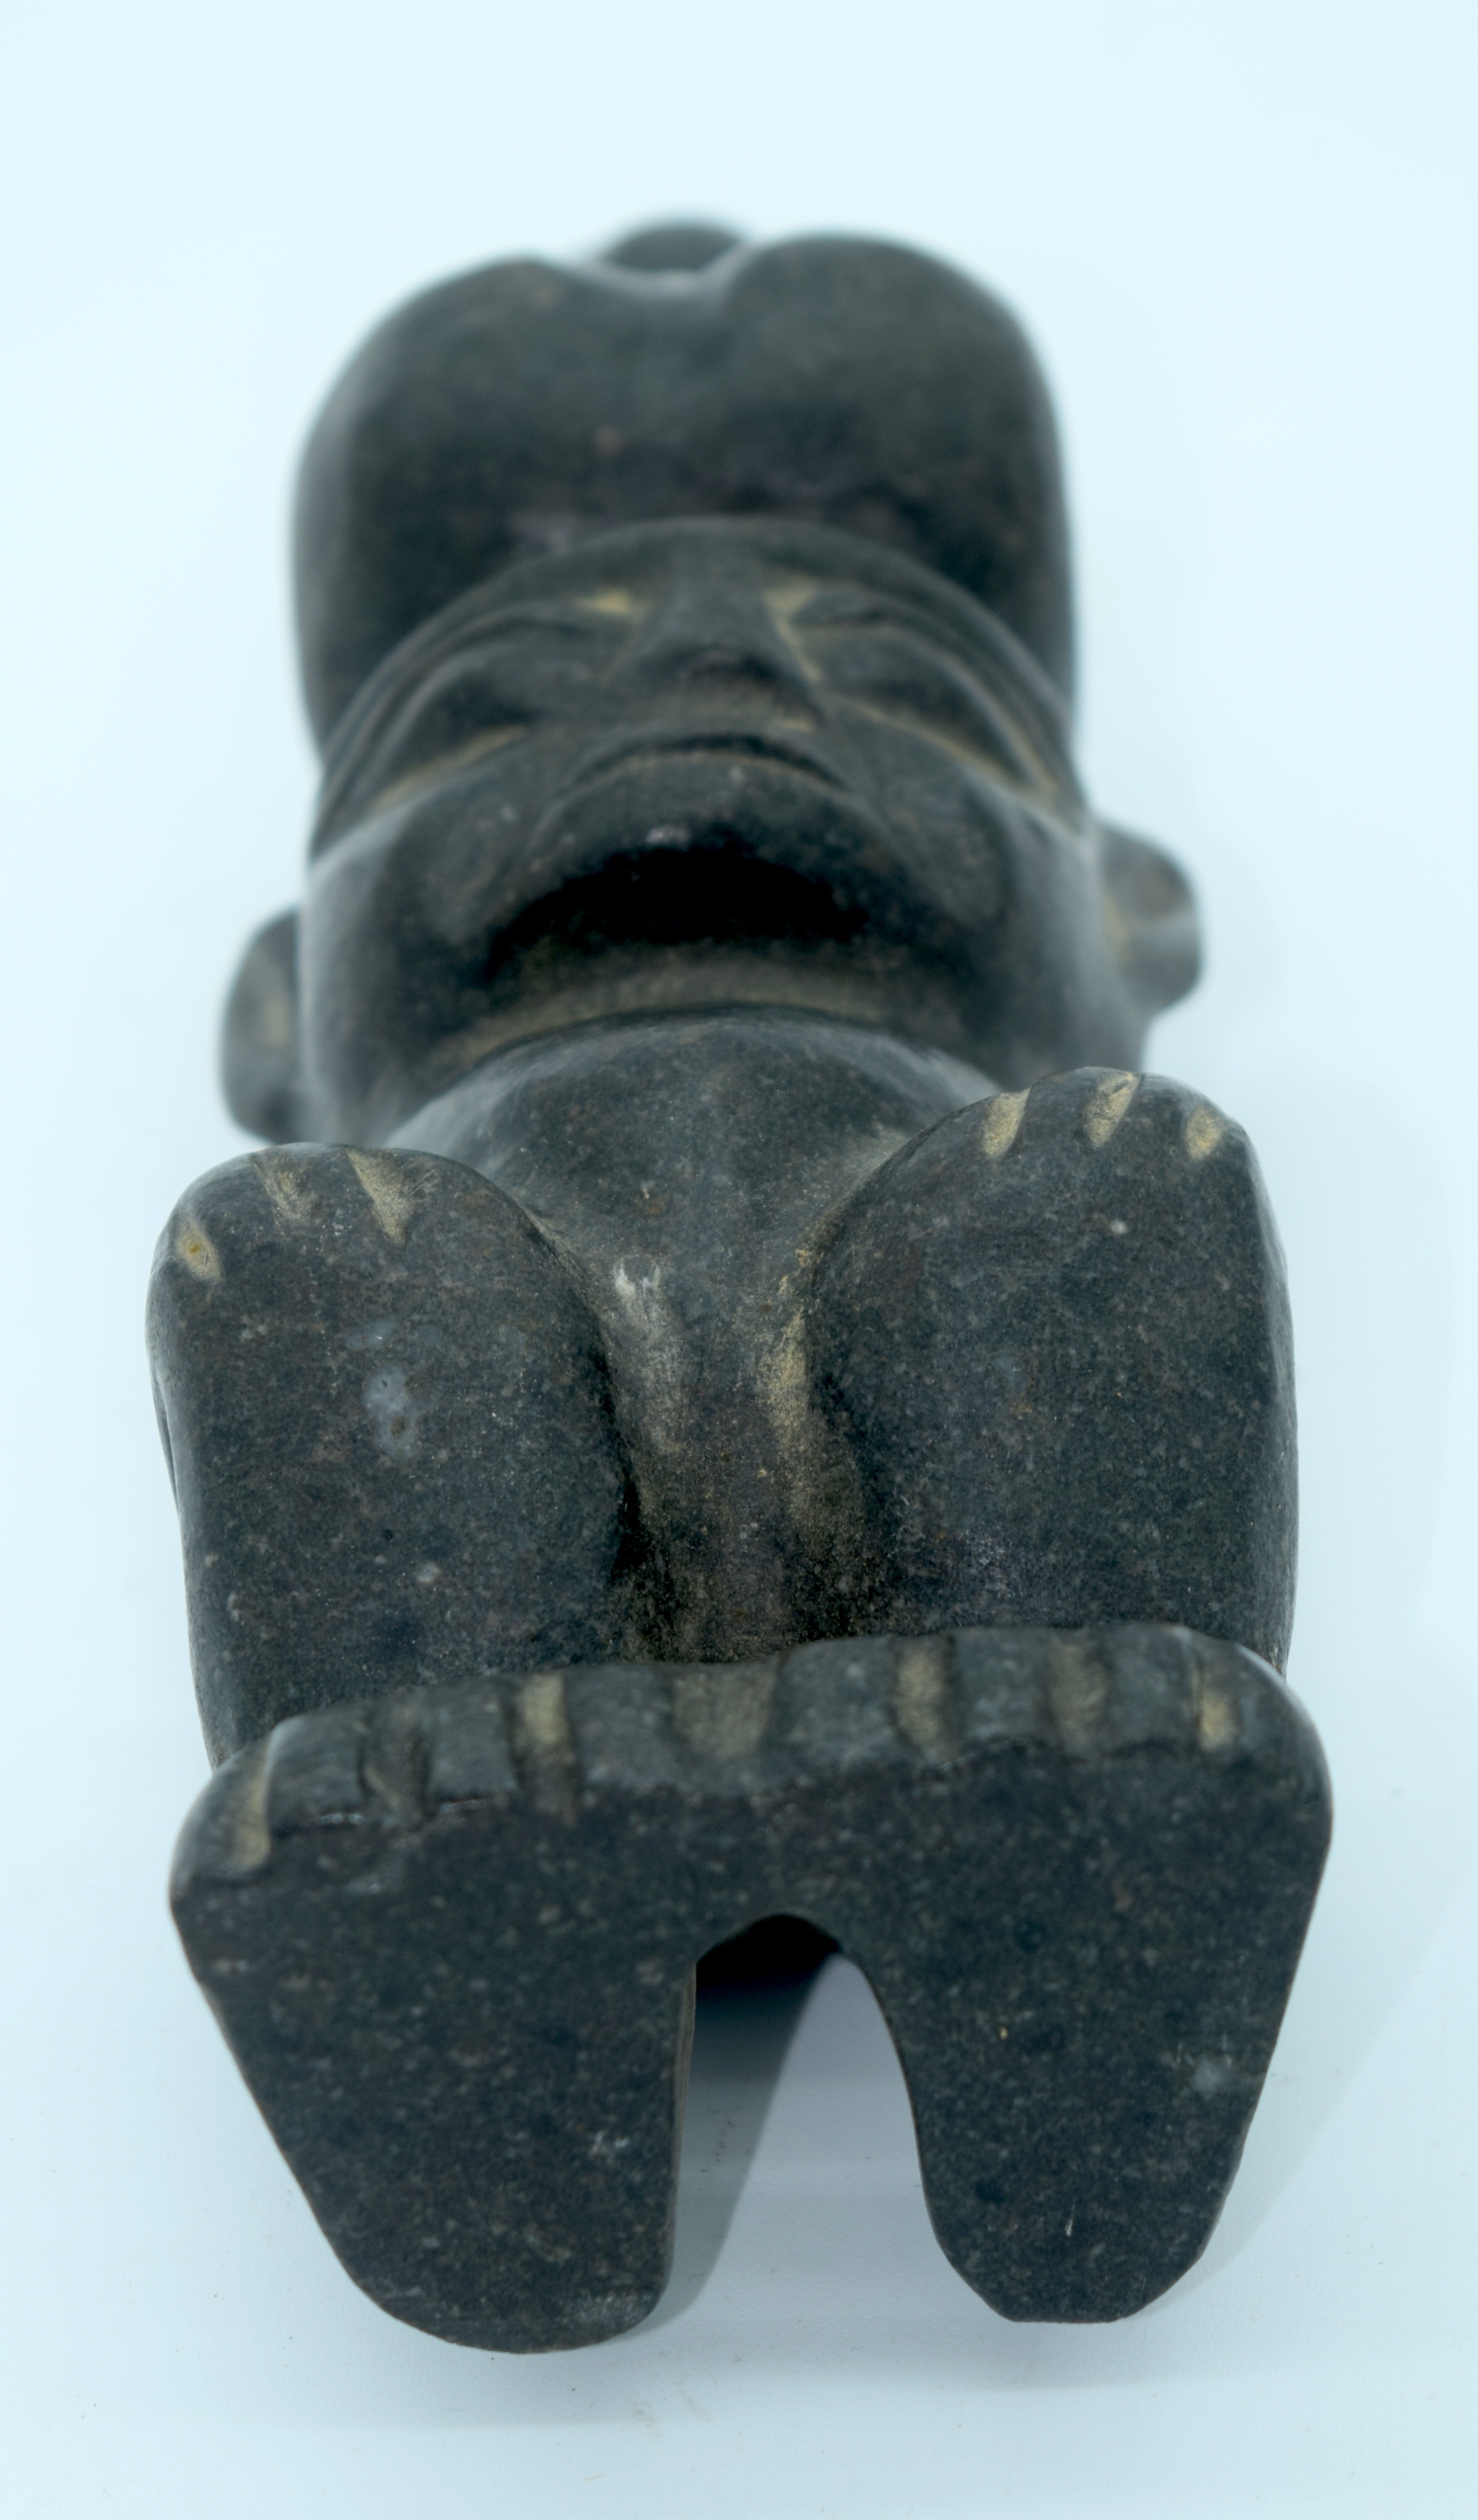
393 1008 991 1369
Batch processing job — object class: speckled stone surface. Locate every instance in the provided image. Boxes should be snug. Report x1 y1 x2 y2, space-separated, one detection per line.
153 218 1327 2347
151 1030 1295 1756
173 1626 1329 2347
293 227 1075 746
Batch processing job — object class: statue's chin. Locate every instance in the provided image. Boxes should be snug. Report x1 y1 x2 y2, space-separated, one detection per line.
425 935 990 1096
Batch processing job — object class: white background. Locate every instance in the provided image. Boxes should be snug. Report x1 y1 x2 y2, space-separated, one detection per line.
2 4 1475 2512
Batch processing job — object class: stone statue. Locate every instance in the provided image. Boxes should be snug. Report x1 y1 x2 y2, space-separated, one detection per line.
151 222 1331 2351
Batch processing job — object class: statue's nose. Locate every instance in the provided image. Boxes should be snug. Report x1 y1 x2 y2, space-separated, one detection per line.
619 576 814 713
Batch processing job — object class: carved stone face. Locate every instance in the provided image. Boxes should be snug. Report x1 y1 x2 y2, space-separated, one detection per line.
282 516 1197 1144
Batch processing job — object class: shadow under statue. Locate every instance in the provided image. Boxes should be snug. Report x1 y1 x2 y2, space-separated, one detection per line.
150 221 1331 2350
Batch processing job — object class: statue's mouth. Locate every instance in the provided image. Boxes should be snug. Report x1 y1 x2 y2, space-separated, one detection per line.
483 833 871 983
417 732 995 1071
307 704 1015 1107
478 737 942 976
559 725 845 795
436 792 986 1084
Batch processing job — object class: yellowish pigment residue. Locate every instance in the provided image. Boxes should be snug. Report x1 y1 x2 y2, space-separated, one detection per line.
1185 1104 1226 1163
893 1636 954 1760
759 1313 829 1535
764 574 821 627
579 586 642 618
227 1741 271 1874
672 1665 777 1760
348 1150 418 1244
515 1671 573 1760
256 990 294 1051
1197 1686 1239 1750
251 1151 316 1225
762 1313 810 1449
1048 1635 1109 1756
1083 1071 1140 1148
980 1089 1029 1160
511 1672 578 1819
370 722 528 817
176 1215 222 1281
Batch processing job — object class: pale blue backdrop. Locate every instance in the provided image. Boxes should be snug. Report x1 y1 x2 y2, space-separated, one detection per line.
2 4 1473 2512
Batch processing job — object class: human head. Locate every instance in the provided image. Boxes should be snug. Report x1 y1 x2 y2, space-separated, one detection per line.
228 514 1197 1144
295 227 1076 744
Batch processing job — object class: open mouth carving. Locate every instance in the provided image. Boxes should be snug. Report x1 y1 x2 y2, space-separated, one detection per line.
481 833 871 984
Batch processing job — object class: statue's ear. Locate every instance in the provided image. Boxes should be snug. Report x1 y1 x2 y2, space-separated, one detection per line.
220 910 306 1141
1101 825 1202 1017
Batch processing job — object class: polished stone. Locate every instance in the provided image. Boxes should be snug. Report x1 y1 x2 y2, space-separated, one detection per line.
173 1624 1329 2347
153 218 1327 2347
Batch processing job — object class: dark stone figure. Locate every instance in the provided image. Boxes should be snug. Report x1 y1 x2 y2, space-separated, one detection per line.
151 224 1330 2350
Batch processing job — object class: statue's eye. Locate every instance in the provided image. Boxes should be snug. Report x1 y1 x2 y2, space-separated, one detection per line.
368 721 530 817
575 586 648 622
354 650 540 817
784 589 896 636
319 608 630 839
788 599 1059 796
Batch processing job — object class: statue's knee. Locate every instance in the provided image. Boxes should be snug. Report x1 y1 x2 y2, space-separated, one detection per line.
807 1071 1296 1664
149 1144 636 1761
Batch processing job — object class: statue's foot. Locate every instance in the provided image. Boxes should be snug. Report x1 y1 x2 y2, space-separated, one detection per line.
808 1068 1297 1668
173 1623 1329 2347
147 1144 636 1762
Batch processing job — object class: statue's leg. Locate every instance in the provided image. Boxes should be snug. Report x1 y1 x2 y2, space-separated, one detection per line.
171 1678 700 2351
152 1147 712 2343
836 1624 1330 2322
789 1072 1316 2314
806 1067 1296 1668
147 1144 636 1763
158 1103 1321 2338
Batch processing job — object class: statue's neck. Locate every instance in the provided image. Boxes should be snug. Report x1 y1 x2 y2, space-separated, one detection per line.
392 1005 991 1276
